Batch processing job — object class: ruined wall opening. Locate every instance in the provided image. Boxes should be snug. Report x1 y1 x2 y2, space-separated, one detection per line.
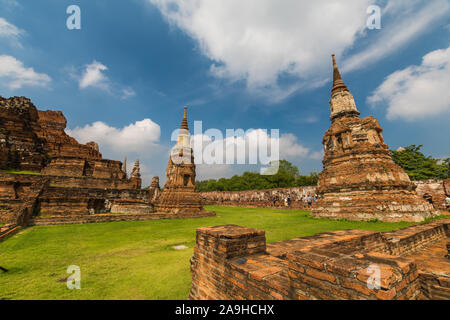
87 199 106 214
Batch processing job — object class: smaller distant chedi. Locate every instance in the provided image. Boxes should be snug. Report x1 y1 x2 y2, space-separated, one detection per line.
0 97 213 228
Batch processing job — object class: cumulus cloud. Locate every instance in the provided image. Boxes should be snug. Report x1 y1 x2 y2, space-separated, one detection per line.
190 129 320 179
0 55 51 89
148 0 447 101
150 0 370 88
78 60 110 90
67 119 167 187
310 150 324 160
196 164 235 180
368 46 450 121
72 60 136 99
191 128 311 166
67 119 161 154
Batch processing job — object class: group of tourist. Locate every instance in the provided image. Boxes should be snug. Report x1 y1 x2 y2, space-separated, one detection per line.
271 194 318 207
446 196 450 210
423 193 450 210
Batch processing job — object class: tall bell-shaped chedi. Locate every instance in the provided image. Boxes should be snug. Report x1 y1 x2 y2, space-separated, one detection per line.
311 55 436 222
154 106 204 214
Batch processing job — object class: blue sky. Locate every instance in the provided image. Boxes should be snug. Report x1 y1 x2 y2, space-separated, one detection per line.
1 0 449 186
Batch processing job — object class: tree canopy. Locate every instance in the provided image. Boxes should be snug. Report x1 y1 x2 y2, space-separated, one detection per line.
196 160 319 192
196 146 448 192
391 145 449 181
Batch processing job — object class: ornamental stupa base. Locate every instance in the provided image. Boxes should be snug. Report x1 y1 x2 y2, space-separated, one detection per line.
154 187 204 214
312 188 436 222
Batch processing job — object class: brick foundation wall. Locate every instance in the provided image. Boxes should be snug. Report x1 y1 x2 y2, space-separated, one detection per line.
190 219 450 300
200 187 317 209
0 172 152 223
414 180 448 211
28 210 216 226
200 180 448 212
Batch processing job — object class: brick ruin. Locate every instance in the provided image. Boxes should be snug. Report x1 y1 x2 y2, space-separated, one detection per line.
0 96 212 237
189 55 449 301
154 107 207 214
201 187 317 209
310 55 437 222
201 179 450 212
189 219 450 300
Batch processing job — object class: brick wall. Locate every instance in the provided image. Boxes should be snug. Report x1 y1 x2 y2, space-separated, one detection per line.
200 186 317 209
190 219 450 300
414 180 448 210
200 180 448 211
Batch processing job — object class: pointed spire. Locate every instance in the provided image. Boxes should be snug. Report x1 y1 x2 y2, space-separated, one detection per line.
331 54 348 95
180 106 189 131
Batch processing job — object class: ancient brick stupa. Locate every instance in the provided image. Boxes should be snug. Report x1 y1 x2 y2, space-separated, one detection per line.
311 55 436 222
154 107 204 214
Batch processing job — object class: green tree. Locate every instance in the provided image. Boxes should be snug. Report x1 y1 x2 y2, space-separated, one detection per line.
195 160 319 192
391 145 449 181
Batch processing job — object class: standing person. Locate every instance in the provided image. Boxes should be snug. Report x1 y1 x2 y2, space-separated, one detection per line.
307 195 312 207
272 196 277 207
445 196 450 209
423 193 433 206
287 196 291 207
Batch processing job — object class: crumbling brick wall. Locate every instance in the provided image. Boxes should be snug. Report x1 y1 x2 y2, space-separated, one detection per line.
414 180 448 210
200 186 317 209
190 219 450 300
201 181 448 212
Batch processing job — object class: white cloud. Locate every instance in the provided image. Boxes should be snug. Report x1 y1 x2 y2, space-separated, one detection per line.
121 88 136 99
278 133 310 159
310 150 324 160
78 60 110 90
191 129 320 179
67 119 167 187
196 164 234 180
191 129 311 165
368 46 450 121
343 0 450 73
149 0 447 101
0 17 23 39
0 0 20 11
0 55 51 89
73 60 137 99
67 119 161 154
149 0 371 90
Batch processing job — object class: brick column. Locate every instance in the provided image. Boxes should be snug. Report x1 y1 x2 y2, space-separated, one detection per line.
189 225 266 300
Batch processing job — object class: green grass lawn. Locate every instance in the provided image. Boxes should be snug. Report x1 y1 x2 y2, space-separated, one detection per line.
1 170 41 175
0 206 436 300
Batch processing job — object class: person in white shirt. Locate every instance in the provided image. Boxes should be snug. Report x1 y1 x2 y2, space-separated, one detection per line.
445 196 450 209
